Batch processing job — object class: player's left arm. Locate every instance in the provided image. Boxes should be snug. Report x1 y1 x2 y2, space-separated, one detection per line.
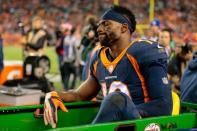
138 58 173 116
135 42 173 117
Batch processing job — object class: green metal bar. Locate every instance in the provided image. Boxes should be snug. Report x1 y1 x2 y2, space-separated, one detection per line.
181 102 197 109
0 101 99 111
49 113 197 131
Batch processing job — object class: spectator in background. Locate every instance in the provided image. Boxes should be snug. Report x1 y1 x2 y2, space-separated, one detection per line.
23 16 51 57
148 19 161 42
63 26 79 90
80 15 99 81
55 23 73 87
80 15 99 79
0 32 3 72
168 44 193 93
159 28 175 59
180 33 197 103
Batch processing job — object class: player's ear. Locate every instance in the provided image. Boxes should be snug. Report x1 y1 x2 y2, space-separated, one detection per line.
121 23 129 33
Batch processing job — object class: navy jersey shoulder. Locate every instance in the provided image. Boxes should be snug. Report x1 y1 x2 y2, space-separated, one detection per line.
89 47 105 78
127 39 167 64
89 47 103 65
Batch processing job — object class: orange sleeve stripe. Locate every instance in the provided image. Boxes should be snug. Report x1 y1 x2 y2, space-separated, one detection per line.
126 54 150 102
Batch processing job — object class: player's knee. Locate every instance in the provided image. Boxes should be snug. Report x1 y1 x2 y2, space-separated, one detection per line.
105 92 127 108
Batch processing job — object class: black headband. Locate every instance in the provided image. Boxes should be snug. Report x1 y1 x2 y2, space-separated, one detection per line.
101 9 133 33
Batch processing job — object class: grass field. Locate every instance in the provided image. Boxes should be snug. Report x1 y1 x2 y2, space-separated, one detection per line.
4 46 59 74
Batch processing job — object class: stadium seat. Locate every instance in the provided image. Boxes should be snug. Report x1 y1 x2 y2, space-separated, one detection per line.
172 91 180 115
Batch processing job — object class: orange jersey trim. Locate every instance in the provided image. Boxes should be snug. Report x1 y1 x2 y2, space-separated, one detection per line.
126 54 150 102
92 60 98 77
100 41 137 74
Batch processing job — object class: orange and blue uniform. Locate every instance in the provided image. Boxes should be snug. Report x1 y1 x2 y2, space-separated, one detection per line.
90 40 172 123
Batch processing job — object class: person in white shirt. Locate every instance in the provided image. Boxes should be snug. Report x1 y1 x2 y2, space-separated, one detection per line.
63 27 79 90
159 28 174 58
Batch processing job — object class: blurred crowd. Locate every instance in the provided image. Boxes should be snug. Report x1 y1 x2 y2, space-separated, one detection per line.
1 0 196 36
0 0 112 35
0 0 197 98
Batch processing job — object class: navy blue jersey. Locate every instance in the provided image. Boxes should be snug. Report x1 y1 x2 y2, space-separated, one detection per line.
90 39 172 115
180 51 197 103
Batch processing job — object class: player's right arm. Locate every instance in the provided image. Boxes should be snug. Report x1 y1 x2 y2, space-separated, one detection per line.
44 49 101 128
58 76 100 102
44 76 100 128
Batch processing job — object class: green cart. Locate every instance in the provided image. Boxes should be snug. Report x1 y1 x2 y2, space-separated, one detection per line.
0 102 196 131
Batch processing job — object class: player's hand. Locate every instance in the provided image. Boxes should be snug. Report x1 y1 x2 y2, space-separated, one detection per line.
44 91 68 128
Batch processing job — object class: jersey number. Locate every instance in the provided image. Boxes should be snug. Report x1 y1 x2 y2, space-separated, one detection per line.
101 81 131 98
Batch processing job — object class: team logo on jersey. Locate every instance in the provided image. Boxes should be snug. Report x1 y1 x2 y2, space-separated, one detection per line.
162 77 169 85
144 123 160 131
108 65 114 73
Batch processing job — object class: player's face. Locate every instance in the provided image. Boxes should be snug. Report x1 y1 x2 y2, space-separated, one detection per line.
97 20 121 47
159 31 171 47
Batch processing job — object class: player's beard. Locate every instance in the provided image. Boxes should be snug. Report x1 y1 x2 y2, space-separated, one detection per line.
99 31 118 47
